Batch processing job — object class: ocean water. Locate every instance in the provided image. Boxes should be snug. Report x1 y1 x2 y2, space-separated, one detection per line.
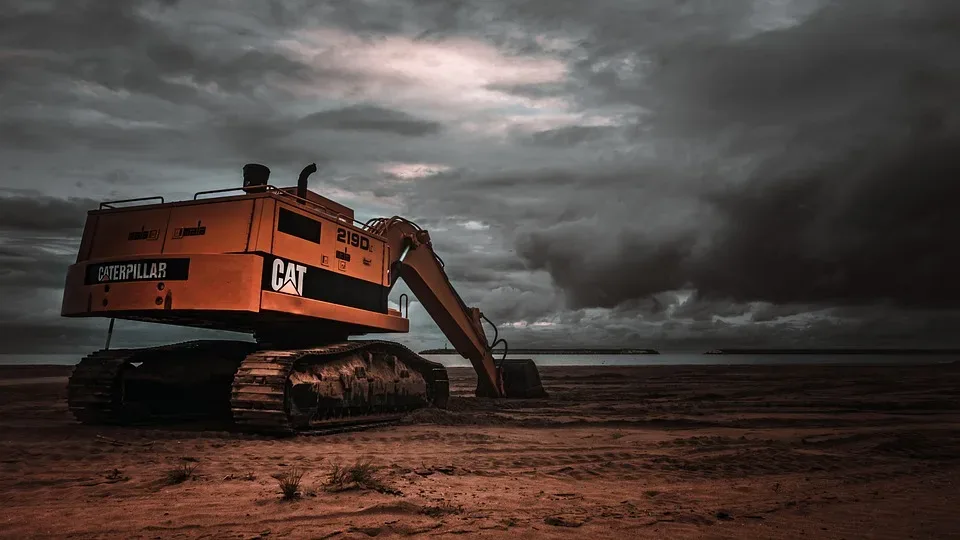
0 354 81 366
3 353 953 367
421 353 960 368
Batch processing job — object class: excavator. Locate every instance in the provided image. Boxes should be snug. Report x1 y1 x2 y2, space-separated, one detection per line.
60 163 546 435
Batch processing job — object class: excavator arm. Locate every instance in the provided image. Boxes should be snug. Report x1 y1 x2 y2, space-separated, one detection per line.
368 217 504 397
367 217 546 399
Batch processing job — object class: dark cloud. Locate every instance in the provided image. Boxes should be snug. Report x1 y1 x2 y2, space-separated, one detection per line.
523 125 619 147
0 239 76 289
0 195 97 232
1 114 189 154
693 135 960 307
517 0 960 312
299 105 442 136
517 221 696 309
0 1 311 101
213 113 316 167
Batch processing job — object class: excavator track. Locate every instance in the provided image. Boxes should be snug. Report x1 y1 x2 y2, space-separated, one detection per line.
67 349 131 425
67 340 258 426
231 340 449 435
67 340 449 436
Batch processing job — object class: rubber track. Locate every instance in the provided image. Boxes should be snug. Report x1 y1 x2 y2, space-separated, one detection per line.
230 340 448 435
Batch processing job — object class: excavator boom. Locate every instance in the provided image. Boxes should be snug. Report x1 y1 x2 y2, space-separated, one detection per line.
368 217 505 397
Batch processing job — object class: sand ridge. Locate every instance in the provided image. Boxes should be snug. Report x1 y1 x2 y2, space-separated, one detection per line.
0 363 959 538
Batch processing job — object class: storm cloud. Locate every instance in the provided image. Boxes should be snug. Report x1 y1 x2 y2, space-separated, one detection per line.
514 0 960 309
2 0 959 353
299 105 442 136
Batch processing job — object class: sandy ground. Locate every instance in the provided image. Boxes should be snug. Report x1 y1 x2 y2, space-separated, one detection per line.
1 362 959 539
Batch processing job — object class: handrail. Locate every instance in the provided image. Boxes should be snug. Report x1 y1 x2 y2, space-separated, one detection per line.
99 196 165 210
193 187 253 200
269 186 354 226
399 293 409 318
97 185 376 232
191 185 372 231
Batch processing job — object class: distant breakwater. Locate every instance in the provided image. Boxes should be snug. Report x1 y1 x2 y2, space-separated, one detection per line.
419 347 960 356
419 348 660 355
703 348 960 355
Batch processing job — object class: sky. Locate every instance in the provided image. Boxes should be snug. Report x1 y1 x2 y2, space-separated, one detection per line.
2 0 959 354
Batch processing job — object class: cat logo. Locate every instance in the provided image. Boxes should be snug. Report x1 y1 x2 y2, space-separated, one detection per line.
270 258 307 296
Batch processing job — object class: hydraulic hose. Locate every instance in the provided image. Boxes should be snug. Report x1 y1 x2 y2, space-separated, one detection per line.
480 313 509 362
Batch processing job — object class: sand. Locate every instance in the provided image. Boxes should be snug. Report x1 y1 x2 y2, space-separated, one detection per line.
1 362 959 539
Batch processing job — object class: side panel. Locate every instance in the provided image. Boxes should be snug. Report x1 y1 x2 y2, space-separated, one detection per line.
327 221 386 285
252 198 276 253
264 203 390 313
260 254 388 313
60 252 407 334
88 208 170 259
61 253 263 315
269 203 385 285
162 200 255 254
246 198 265 251
260 291 408 333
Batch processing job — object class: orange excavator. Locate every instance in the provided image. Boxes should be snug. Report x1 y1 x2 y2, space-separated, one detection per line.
61 163 546 434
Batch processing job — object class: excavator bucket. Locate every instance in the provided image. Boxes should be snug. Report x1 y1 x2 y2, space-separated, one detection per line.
499 359 548 399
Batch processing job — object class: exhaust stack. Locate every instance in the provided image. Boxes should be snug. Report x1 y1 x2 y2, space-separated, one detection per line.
297 163 318 199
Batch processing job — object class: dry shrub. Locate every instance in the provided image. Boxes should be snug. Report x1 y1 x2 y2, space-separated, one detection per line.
273 467 306 500
325 459 397 494
165 460 198 485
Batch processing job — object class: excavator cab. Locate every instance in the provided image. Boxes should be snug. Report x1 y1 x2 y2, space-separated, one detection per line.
61 162 545 434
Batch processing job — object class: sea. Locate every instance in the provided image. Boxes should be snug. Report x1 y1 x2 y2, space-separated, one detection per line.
1 353 956 367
